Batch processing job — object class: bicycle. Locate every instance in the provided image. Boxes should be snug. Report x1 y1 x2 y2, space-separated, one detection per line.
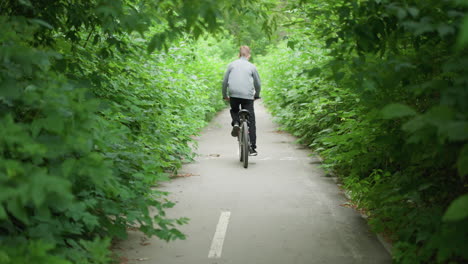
237 109 250 168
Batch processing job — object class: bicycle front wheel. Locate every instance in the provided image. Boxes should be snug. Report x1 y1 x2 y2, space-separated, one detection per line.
242 122 249 168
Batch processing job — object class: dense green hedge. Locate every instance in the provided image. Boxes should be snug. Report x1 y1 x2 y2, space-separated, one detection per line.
260 0 467 263
0 1 246 262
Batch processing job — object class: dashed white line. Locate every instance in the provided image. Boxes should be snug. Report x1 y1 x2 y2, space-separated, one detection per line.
208 211 231 258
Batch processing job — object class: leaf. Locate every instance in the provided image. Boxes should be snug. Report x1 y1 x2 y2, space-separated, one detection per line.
44 114 65 134
457 144 468 177
456 15 468 48
381 103 417 119
334 71 345 81
325 37 338 47
287 40 298 49
29 19 54 29
302 67 321 77
7 199 29 224
437 24 454 37
0 251 9 263
443 194 468 222
19 0 32 7
147 33 166 53
445 122 468 141
425 106 455 127
396 7 407 20
0 78 21 99
0 206 6 220
407 7 419 18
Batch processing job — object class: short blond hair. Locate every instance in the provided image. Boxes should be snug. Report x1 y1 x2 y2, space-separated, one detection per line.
239 46 251 57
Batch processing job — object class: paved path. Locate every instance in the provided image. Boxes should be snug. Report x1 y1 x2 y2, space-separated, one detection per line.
117 102 392 264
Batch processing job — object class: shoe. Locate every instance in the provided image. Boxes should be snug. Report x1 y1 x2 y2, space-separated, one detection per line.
249 147 258 156
231 123 240 137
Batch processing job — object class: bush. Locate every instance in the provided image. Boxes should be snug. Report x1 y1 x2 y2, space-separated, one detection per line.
0 11 227 264
259 0 468 261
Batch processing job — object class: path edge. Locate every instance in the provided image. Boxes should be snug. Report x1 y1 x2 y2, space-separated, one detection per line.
317 155 394 256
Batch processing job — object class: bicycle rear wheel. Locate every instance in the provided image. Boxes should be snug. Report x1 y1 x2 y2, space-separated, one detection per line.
242 122 249 168
238 132 243 162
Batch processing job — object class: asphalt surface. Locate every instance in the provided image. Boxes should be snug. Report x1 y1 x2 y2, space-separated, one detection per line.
117 102 392 264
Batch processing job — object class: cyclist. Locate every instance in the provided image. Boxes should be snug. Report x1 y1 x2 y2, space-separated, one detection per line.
222 46 261 156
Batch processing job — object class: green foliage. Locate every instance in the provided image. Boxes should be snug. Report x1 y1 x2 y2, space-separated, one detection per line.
381 104 417 119
221 0 279 56
260 0 468 262
443 194 468 222
0 0 263 262
0 240 72 264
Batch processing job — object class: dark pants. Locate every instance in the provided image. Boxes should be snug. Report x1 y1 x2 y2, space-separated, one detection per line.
230 97 257 149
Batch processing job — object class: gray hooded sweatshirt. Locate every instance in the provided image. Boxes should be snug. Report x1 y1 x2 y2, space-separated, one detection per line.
222 57 261 100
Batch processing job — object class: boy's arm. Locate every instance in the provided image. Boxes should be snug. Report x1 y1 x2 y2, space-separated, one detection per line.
253 67 261 98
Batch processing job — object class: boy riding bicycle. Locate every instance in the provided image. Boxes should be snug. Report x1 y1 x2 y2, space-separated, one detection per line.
222 46 261 156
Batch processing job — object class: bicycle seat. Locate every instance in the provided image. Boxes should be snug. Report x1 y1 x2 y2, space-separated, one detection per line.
238 109 250 119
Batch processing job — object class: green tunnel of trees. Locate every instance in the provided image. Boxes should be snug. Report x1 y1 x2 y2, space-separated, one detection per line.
0 0 467 263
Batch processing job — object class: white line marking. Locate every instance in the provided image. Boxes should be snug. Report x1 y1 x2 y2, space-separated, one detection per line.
208 211 231 258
